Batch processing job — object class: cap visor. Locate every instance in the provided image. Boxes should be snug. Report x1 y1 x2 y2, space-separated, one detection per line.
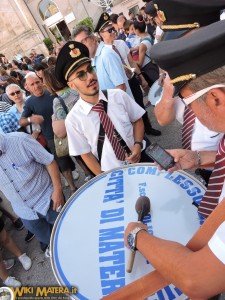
161 29 190 41
67 58 91 80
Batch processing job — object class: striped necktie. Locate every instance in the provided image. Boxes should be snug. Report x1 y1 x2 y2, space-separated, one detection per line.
92 100 126 161
198 135 225 218
182 106 196 150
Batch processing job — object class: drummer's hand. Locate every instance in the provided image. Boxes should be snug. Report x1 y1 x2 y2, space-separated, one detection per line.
156 149 197 172
51 189 65 211
124 222 148 247
126 144 141 163
162 74 175 99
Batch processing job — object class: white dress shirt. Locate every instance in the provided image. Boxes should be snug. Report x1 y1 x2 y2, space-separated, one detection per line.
65 89 145 172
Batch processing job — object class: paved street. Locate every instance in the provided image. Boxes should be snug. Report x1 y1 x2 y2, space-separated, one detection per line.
1 104 200 293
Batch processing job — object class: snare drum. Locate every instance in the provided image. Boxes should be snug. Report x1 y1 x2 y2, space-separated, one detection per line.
148 80 164 106
50 164 205 300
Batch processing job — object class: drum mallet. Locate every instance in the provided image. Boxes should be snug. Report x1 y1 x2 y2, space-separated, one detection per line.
126 196 151 273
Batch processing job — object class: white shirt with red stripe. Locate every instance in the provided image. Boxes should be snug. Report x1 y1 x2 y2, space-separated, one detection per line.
155 96 223 151
208 219 225 264
65 89 145 172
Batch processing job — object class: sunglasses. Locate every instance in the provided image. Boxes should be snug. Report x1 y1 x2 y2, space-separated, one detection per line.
102 27 116 34
69 65 96 82
180 84 225 106
9 90 21 96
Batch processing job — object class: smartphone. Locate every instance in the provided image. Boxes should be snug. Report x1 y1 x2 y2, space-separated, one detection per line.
145 143 175 170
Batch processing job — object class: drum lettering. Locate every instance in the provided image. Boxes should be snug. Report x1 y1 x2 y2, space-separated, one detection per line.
128 167 135 175
137 167 145 174
165 173 175 181
187 186 201 197
101 278 125 295
164 285 179 300
111 170 123 177
145 167 158 175
99 241 124 253
99 226 124 241
100 208 124 224
99 250 124 264
180 180 193 190
192 194 203 204
104 194 124 202
172 175 186 185
100 265 125 279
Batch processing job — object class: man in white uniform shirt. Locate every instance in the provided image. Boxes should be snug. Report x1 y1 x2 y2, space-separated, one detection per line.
145 0 225 184
55 41 147 176
124 20 225 299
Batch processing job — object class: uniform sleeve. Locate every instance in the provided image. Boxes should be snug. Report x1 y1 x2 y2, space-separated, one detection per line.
208 221 225 264
65 113 91 156
103 48 126 87
120 90 145 122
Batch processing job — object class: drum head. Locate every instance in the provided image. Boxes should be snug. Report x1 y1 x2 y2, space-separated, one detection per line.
148 80 163 106
51 164 205 300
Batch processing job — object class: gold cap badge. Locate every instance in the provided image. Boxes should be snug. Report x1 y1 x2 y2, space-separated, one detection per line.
104 14 109 21
69 48 81 58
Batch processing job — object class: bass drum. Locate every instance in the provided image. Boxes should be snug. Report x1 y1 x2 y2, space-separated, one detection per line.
148 80 164 106
50 164 205 300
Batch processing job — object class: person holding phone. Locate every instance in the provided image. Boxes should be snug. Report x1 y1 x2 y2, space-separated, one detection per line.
125 19 225 299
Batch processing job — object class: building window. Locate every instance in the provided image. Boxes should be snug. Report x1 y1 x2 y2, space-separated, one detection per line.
39 0 59 21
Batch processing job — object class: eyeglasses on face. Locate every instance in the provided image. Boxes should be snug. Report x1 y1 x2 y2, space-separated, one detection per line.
69 65 96 82
9 90 21 96
180 84 225 106
102 27 116 34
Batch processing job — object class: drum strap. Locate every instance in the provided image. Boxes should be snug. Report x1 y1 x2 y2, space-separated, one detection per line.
102 198 225 300
97 90 108 162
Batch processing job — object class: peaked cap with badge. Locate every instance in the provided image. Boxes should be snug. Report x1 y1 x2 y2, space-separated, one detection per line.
94 12 112 32
55 41 90 85
145 0 225 40
150 20 225 95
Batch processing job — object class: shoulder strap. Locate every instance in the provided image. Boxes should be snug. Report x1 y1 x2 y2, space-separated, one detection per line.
97 90 108 162
102 199 225 300
141 36 153 45
57 95 68 115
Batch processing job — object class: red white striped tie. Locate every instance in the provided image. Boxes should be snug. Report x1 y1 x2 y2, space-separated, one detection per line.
92 100 126 161
182 106 196 150
198 135 225 218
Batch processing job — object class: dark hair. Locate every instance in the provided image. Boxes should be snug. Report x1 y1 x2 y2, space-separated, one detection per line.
33 62 48 71
124 20 133 32
10 70 19 78
23 57 32 65
110 13 119 24
12 60 19 67
134 15 146 33
47 56 57 66
71 25 93 40
21 64 28 71
43 66 67 94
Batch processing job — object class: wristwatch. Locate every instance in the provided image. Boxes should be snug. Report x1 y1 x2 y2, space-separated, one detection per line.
127 227 146 251
27 117 31 123
134 141 143 148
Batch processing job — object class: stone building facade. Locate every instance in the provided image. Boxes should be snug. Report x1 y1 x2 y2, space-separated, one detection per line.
0 0 144 60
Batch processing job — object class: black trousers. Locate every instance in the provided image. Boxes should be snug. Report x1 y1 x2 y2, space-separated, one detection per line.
128 76 152 129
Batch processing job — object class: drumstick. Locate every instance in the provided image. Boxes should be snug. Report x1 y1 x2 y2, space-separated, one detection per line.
126 196 151 273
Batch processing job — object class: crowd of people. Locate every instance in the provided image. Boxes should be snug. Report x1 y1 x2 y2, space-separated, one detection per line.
0 0 225 298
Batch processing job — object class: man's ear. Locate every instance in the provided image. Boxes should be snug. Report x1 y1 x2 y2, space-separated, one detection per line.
210 88 225 108
67 80 78 91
